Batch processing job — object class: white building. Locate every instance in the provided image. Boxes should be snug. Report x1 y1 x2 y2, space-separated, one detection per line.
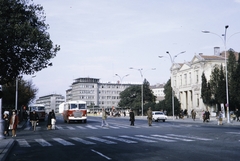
150 83 165 103
66 77 138 111
172 47 237 115
36 94 65 113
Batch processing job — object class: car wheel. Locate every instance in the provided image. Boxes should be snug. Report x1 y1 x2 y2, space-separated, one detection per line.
163 119 165 122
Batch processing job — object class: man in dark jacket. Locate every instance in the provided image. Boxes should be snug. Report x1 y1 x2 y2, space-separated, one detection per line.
235 108 240 122
30 110 39 131
129 109 135 126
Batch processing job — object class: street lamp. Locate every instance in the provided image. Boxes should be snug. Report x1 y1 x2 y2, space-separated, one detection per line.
115 74 129 84
129 67 156 117
202 25 231 123
159 51 186 120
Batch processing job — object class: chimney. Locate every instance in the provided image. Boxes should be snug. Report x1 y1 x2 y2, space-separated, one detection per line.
214 47 220 56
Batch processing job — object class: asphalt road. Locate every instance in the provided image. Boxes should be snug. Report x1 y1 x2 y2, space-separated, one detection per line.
5 115 240 161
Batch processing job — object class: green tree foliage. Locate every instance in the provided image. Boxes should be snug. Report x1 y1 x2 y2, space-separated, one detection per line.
118 79 156 115
201 72 212 108
0 0 60 84
209 66 220 105
231 53 240 110
2 77 38 110
158 79 180 116
216 64 226 104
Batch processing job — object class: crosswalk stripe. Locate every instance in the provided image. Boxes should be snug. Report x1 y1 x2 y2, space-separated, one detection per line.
55 125 63 130
103 136 137 143
86 125 98 129
16 139 31 147
24 127 31 130
87 136 117 144
226 132 240 135
167 134 212 141
35 139 52 146
135 135 176 142
95 125 108 129
151 135 194 142
70 137 96 145
119 135 157 143
52 138 74 146
66 126 75 130
76 126 87 129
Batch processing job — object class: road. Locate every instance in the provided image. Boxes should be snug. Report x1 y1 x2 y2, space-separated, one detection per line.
5 115 240 161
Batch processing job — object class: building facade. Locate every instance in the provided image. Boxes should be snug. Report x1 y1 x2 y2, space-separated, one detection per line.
36 94 65 113
66 77 137 111
150 83 165 103
172 48 237 115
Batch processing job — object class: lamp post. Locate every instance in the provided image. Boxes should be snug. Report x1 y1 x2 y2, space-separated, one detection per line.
0 85 3 139
159 51 185 120
15 77 18 111
129 67 156 117
115 74 129 84
202 25 231 123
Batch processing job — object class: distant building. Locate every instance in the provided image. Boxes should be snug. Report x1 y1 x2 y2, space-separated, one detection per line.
150 83 165 103
35 94 65 113
66 77 139 111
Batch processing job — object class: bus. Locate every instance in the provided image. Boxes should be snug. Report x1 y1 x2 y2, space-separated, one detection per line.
29 104 46 121
59 100 87 123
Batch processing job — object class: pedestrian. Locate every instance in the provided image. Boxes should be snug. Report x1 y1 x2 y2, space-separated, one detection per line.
129 109 135 126
191 109 196 121
147 107 153 126
101 108 109 127
235 108 240 122
51 110 56 129
9 110 19 137
47 111 52 130
204 110 210 122
218 111 223 125
3 113 10 138
30 110 39 132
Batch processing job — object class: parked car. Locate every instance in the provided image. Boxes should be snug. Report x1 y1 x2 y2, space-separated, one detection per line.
152 111 168 122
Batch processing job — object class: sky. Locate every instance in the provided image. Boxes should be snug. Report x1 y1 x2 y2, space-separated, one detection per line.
24 0 240 100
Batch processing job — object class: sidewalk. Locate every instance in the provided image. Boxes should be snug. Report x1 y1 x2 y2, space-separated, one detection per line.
0 120 26 161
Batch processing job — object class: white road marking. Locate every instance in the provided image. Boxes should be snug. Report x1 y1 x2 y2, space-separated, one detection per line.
16 139 31 147
86 125 98 129
103 136 137 143
152 135 194 142
87 137 117 144
226 132 240 135
70 137 96 145
52 138 74 146
167 134 212 141
135 135 176 142
66 126 75 130
76 126 87 129
35 139 52 146
119 135 157 143
24 127 31 130
91 149 112 160
55 125 63 130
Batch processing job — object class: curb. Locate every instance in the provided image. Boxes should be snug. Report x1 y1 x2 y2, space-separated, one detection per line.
0 139 15 161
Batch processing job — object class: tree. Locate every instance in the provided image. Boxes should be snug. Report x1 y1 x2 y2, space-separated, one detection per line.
118 79 156 115
231 53 240 110
210 66 220 106
2 78 38 110
201 72 212 109
0 0 60 85
159 79 180 116
216 64 226 105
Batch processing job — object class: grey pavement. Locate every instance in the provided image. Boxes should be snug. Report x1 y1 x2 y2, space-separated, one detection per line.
0 115 239 161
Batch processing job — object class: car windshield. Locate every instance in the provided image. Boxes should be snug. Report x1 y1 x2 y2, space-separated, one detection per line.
154 112 163 115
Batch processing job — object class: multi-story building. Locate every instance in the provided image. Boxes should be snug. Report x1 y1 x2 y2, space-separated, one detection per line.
66 77 137 111
172 47 238 115
150 83 165 103
36 94 65 113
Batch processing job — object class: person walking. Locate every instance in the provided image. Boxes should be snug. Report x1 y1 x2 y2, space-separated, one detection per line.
129 109 135 126
51 110 56 129
235 108 240 122
9 110 19 137
30 110 39 132
47 111 52 130
204 110 210 122
147 107 153 126
218 111 223 125
191 109 196 121
101 108 109 127
3 113 10 138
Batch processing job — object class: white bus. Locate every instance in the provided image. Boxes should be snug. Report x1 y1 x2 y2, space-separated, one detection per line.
59 100 87 123
29 104 46 121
